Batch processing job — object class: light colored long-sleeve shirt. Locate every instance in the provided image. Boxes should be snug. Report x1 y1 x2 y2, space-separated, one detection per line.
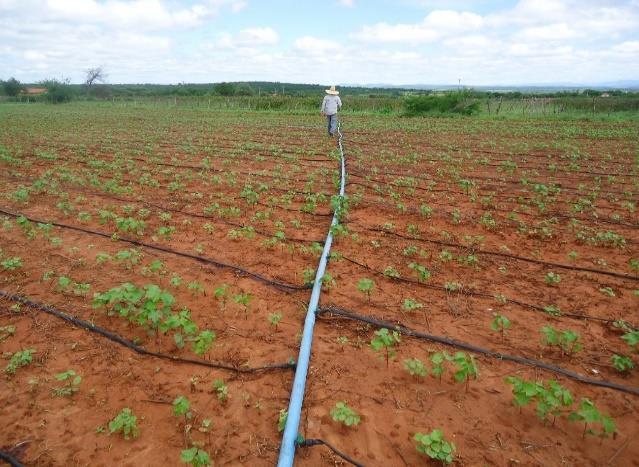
321 95 342 115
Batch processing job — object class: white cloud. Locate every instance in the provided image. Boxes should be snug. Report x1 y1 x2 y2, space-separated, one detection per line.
1 0 638 85
294 36 341 54
353 10 483 44
515 23 577 41
235 27 279 46
337 0 354 6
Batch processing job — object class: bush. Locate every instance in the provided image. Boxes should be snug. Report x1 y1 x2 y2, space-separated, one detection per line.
42 78 74 103
1 77 23 97
404 90 480 116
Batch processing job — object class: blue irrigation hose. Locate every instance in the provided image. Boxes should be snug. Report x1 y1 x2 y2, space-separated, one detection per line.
277 121 346 467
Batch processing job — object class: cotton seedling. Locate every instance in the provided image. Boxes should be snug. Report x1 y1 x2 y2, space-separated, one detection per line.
6 348 35 374
108 408 140 440
403 358 427 378
330 401 360 427
535 381 574 425
544 272 562 285
611 354 634 372
370 328 401 367
212 379 228 403
232 293 253 319
173 396 192 421
541 326 582 355
1 256 23 271
268 312 282 330
52 369 82 397
357 278 374 302
277 409 288 432
191 330 215 356
0 325 15 342
213 284 228 310
490 313 511 338
451 352 479 390
402 298 423 312
621 331 639 351
180 447 211 467
408 262 431 282
187 281 205 297
429 352 448 382
568 398 616 439
414 429 455 465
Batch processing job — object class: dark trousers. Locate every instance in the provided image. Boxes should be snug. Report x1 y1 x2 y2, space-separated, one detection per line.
326 114 338 136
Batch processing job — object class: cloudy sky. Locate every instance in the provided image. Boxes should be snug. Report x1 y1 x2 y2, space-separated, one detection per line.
1 0 638 85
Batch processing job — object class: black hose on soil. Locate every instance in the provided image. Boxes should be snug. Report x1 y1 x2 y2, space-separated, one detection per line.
0 450 23 467
298 439 365 467
360 225 639 282
0 291 295 374
340 255 633 328
317 306 639 396
0 208 309 292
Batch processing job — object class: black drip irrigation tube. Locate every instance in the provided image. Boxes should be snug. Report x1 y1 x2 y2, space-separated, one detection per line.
317 306 639 396
0 208 309 292
361 225 639 282
298 439 365 467
0 450 23 467
340 255 638 329
0 291 295 374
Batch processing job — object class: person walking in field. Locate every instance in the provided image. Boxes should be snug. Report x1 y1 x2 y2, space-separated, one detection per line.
321 85 342 137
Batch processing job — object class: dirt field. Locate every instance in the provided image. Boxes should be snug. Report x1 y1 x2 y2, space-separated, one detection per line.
1 104 638 466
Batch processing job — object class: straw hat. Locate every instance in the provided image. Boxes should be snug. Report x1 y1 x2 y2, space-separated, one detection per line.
325 85 339 95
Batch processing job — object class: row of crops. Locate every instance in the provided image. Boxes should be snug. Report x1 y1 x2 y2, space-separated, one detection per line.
0 104 638 465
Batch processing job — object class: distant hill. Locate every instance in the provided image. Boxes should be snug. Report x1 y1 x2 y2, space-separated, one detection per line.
345 81 639 92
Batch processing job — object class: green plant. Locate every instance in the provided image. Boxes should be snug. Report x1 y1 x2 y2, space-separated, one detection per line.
6 348 35 374
173 396 191 418
541 326 582 355
232 293 253 318
414 429 456 464
108 408 140 439
212 379 228 403
277 409 288 432
330 401 360 427
214 284 228 309
1 256 23 271
402 298 423 312
611 354 634 372
180 447 211 467
544 272 562 285
93 283 175 332
568 398 616 438
357 278 374 301
430 352 448 382
599 287 616 297
370 328 401 367
403 358 427 377
621 330 639 351
383 266 400 279
408 262 431 282
191 330 215 356
52 369 82 397
268 312 283 330
490 313 511 338
451 352 479 390
0 325 16 342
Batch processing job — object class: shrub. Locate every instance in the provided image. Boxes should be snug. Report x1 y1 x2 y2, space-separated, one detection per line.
404 90 480 116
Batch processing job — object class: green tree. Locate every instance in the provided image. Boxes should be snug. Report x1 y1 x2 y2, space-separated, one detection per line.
2 77 23 96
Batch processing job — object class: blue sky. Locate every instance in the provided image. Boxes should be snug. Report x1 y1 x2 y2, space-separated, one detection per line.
1 0 638 85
